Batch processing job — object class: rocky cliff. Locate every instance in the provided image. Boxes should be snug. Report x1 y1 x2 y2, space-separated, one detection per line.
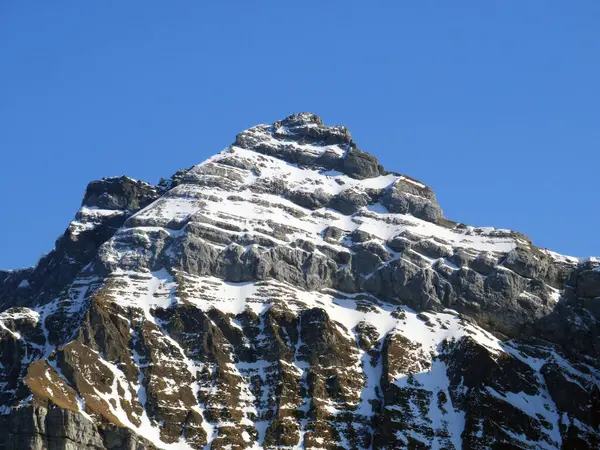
0 113 599 449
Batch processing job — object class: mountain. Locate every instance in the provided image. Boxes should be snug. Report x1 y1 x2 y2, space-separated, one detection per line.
0 112 599 450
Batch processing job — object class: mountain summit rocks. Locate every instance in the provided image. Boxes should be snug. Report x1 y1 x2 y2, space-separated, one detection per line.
235 112 384 180
1 113 599 449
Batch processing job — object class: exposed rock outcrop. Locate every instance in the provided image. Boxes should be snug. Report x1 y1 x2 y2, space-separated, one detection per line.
1 113 599 449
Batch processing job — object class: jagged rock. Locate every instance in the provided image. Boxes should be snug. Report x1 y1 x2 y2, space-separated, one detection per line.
1 112 599 449
354 321 379 351
577 268 600 299
339 148 383 179
412 238 453 259
350 229 376 243
0 404 154 450
83 176 159 211
381 178 443 223
327 188 370 215
386 235 411 252
275 113 352 146
542 360 600 426
285 188 332 210
322 226 345 243
470 251 499 275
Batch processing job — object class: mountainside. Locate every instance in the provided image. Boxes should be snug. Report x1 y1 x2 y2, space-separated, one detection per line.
1 112 599 450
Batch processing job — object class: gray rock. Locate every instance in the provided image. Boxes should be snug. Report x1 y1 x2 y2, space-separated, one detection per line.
503 246 551 279
351 229 376 243
412 239 452 259
450 248 475 267
322 226 345 243
83 176 158 211
381 184 443 223
351 249 383 276
0 405 153 450
327 189 370 215
386 235 411 253
275 114 352 146
577 268 600 298
277 112 324 128
541 360 598 425
484 268 526 301
285 188 332 210
340 148 383 179
355 241 391 261
362 258 448 310
470 252 499 275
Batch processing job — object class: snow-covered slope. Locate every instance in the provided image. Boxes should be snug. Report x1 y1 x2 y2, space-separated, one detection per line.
1 113 599 450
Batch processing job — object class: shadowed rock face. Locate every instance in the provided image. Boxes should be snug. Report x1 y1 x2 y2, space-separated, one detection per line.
0 176 159 313
1 113 599 449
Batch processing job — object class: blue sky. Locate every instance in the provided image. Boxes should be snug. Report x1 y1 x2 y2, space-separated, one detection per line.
1 1 599 269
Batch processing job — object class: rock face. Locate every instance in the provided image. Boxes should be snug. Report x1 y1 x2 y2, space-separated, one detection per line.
1 112 599 449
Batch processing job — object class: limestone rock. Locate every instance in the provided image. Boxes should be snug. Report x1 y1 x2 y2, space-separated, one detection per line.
1 112 599 449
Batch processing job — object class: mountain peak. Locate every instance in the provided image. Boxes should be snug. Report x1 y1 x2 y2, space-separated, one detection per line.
234 113 391 186
278 111 324 127
1 114 599 449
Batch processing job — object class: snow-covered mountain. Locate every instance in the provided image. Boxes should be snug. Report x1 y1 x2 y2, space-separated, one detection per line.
1 113 599 450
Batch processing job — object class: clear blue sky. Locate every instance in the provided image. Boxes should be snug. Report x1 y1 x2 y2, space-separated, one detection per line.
1 2 599 269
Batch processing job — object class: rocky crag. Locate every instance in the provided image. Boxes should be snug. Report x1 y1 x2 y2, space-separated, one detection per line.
1 113 599 449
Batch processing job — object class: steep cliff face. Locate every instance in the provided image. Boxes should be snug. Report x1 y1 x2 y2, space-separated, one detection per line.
0 113 599 449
